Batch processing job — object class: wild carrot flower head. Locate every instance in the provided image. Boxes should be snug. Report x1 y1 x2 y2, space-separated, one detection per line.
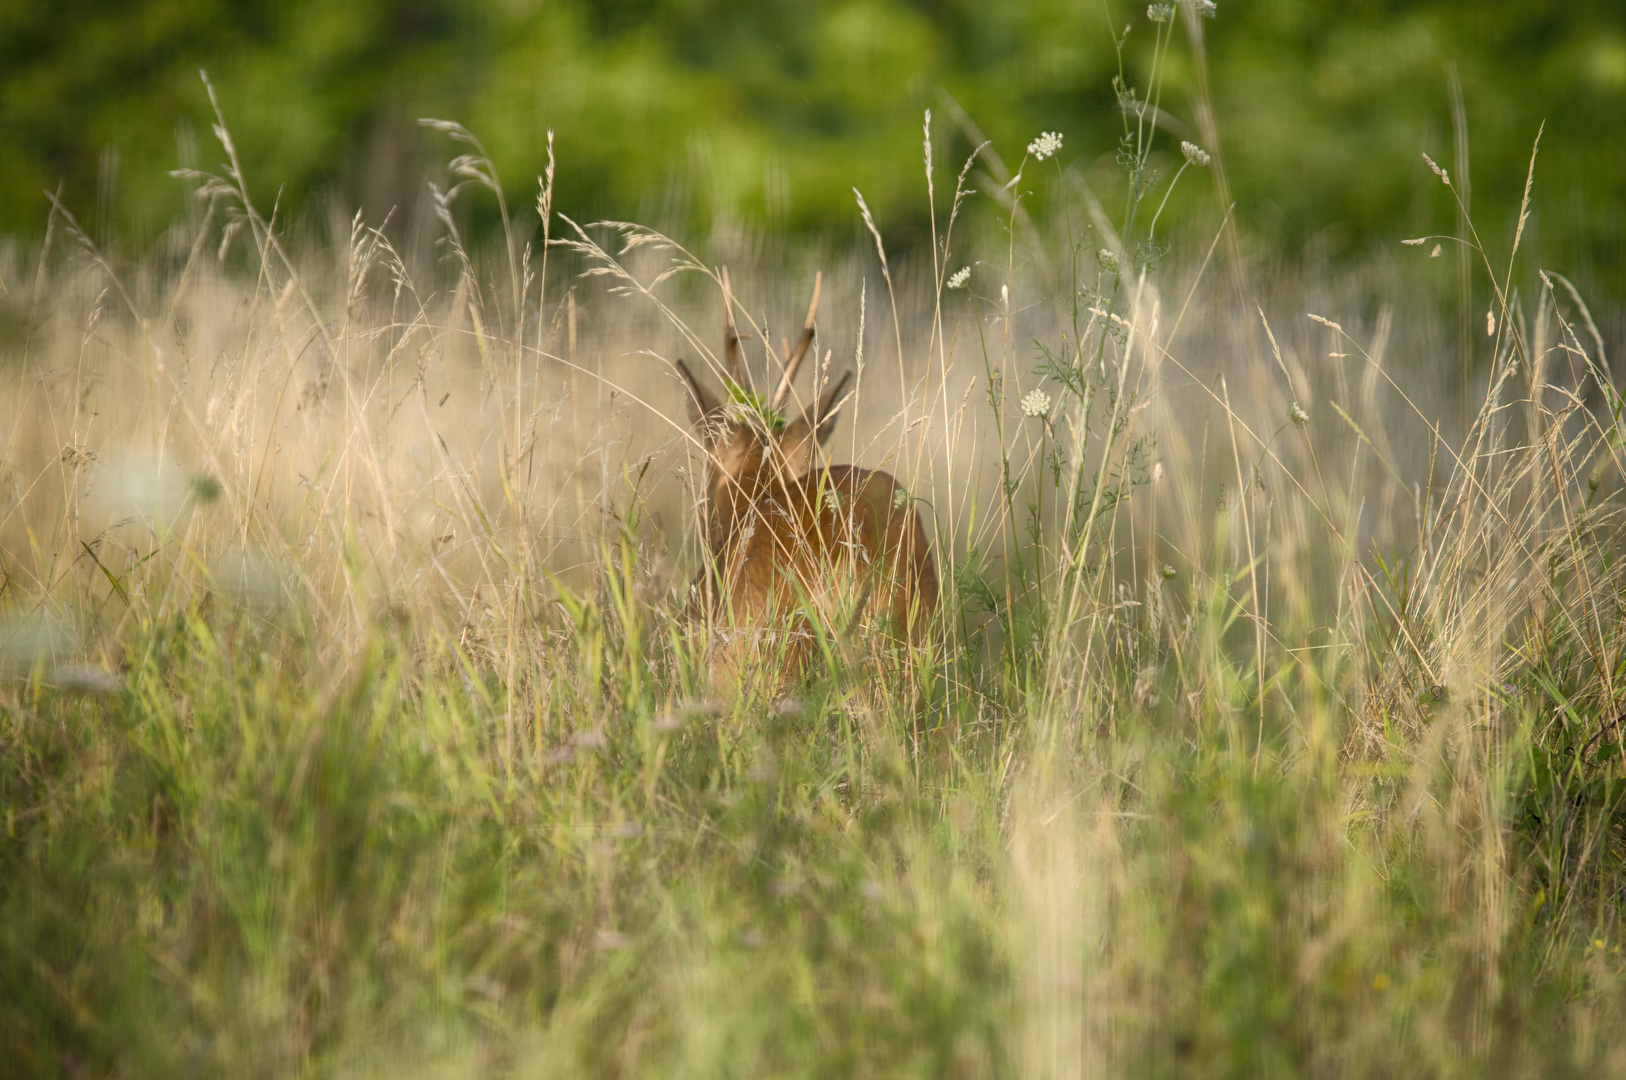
1027 131 1063 161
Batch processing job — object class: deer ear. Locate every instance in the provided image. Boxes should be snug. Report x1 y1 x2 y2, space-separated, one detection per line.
675 359 718 422
812 371 853 445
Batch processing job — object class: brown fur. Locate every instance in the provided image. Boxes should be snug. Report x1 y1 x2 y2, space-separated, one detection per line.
677 275 937 689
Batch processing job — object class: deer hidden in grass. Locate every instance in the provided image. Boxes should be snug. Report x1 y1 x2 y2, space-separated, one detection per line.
676 271 938 690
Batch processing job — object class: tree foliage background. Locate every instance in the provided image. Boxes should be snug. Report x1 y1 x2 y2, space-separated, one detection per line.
2 0 1623 295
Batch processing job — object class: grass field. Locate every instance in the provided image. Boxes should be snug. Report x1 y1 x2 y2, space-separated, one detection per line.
4 63 1626 1077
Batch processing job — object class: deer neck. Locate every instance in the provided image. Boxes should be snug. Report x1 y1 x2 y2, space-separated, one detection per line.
704 443 800 555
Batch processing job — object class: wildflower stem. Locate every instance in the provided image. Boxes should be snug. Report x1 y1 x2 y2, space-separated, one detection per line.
1146 160 1191 244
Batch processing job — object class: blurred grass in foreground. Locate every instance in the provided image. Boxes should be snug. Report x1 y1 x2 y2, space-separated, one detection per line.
4 24 1626 1078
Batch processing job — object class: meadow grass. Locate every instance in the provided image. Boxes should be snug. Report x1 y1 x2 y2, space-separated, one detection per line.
4 55 1626 1078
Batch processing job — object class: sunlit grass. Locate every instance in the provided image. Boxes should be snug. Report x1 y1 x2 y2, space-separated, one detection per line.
4 41 1626 1080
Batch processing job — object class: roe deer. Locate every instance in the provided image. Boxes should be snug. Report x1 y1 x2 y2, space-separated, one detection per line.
676 271 938 689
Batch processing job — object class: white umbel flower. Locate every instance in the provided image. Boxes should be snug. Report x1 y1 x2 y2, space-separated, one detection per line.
1194 0 1217 16
1098 247 1120 272
1027 131 1063 161
1288 402 1310 427
946 266 971 289
1147 4 1175 22
1021 389 1052 418
1181 141 1211 167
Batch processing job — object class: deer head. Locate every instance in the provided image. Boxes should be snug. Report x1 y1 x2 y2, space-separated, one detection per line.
676 270 854 554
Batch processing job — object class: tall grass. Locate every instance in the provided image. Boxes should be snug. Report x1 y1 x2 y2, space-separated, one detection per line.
4 30 1626 1077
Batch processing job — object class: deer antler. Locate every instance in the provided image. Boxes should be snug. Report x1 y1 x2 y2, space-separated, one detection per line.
720 267 746 385
771 271 821 411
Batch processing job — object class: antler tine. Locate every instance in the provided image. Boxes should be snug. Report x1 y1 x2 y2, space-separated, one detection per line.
771 271 822 411
720 266 746 385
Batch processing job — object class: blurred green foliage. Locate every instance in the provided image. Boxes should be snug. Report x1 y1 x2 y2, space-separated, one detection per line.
2 0 1622 288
